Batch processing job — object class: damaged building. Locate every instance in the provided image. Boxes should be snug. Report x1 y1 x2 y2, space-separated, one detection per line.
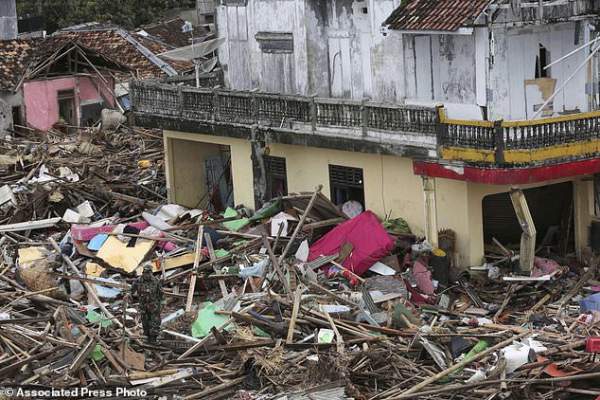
0 38 128 131
132 0 600 268
0 16 197 134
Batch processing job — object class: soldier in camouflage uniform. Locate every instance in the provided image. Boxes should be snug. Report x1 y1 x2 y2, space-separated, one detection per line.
132 264 163 343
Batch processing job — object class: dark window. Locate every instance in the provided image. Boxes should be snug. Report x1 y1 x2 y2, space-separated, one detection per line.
57 90 76 125
329 164 365 207
11 106 22 126
535 44 550 78
255 32 293 54
264 155 288 199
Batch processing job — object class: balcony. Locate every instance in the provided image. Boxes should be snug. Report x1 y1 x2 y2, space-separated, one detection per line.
130 80 600 168
438 108 600 165
130 80 439 155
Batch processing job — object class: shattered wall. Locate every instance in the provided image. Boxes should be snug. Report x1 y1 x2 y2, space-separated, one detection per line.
23 75 115 131
215 0 595 119
0 0 17 40
488 22 590 120
0 97 12 136
164 131 255 209
217 0 404 101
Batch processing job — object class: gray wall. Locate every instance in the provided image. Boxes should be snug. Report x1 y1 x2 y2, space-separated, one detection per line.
0 0 17 40
217 0 404 101
216 0 597 119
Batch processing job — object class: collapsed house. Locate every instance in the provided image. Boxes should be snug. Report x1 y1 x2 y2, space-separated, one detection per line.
0 17 197 135
3 2 600 399
132 0 600 269
0 38 130 132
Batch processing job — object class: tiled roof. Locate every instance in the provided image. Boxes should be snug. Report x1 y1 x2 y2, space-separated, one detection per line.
54 29 192 78
0 37 131 91
0 40 35 91
138 17 193 48
384 0 492 32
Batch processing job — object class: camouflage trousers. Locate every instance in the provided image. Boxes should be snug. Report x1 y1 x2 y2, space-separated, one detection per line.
141 307 161 342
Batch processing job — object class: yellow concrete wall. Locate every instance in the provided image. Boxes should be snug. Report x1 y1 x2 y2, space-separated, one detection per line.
266 143 427 236
163 130 593 267
168 139 221 207
163 131 255 209
574 179 594 258
459 177 593 266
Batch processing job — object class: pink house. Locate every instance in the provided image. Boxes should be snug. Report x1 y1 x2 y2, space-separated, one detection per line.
0 38 126 132
23 75 116 131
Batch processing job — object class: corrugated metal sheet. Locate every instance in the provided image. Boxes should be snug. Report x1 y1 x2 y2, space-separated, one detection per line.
384 0 492 32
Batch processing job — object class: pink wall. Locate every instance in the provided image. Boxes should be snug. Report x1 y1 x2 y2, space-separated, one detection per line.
23 74 116 132
78 76 115 107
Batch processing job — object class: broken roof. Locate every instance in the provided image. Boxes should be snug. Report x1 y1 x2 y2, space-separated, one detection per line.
0 38 130 91
137 17 196 49
53 23 194 78
384 0 492 32
54 29 191 78
0 40 35 91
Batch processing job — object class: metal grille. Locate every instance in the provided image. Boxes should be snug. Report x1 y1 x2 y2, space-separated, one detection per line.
329 165 363 188
264 156 287 177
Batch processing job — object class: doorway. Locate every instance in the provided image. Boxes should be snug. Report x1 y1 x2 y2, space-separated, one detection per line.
57 90 76 125
482 182 574 255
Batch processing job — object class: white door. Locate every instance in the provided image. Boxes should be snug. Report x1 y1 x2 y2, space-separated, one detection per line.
329 35 353 98
414 35 433 100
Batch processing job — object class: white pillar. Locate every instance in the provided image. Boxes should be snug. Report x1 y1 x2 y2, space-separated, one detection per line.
422 176 439 248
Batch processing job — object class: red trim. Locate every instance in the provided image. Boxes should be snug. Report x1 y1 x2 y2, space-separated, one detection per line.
413 158 600 185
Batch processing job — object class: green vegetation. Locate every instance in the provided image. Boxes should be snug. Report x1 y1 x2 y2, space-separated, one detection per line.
17 0 196 32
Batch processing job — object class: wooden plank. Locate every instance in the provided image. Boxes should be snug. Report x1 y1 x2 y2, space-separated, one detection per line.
186 226 204 312
286 286 304 344
510 188 536 272
398 331 530 397
205 232 228 298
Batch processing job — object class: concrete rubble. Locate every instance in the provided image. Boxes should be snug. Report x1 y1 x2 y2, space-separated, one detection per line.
1 128 600 400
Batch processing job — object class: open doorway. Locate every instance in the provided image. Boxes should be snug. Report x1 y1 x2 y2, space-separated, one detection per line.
482 182 574 256
170 139 234 211
204 145 234 212
57 89 76 125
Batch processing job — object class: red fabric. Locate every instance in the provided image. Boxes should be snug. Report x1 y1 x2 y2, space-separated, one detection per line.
71 221 149 241
308 211 395 276
532 257 560 278
412 259 435 295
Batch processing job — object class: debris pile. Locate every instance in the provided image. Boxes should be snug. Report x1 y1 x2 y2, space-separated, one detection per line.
0 125 165 229
1 153 600 399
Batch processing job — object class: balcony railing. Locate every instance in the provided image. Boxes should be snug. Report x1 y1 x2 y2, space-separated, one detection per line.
130 80 439 136
132 80 600 166
438 109 600 164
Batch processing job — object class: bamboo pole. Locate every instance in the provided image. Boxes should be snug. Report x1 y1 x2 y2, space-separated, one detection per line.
396 330 530 398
